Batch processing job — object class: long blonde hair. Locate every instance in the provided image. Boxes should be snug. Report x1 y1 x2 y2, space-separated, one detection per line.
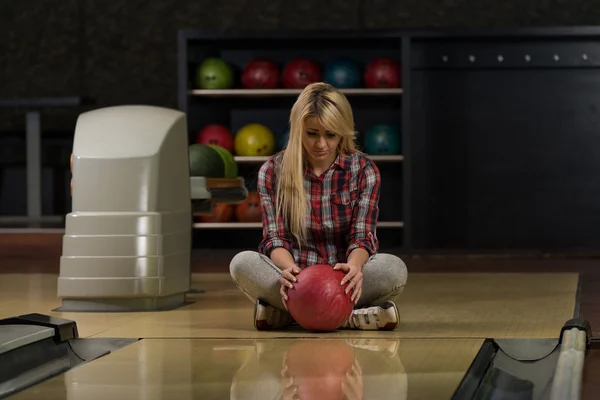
275 82 360 247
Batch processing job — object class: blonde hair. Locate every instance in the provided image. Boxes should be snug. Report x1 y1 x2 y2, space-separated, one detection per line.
275 82 360 247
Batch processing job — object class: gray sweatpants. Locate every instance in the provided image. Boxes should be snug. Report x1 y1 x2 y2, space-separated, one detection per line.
229 250 408 310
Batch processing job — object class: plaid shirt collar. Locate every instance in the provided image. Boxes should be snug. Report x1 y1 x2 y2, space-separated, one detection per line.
303 152 351 175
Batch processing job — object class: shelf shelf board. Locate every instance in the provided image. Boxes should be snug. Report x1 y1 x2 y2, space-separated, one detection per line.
234 155 404 163
193 221 404 229
189 88 403 97
193 222 262 229
378 221 405 228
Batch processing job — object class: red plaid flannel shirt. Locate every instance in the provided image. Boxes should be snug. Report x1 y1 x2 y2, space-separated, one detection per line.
257 151 380 269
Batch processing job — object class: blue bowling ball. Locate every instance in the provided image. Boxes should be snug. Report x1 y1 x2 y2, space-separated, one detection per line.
277 129 290 151
323 59 361 88
364 124 401 155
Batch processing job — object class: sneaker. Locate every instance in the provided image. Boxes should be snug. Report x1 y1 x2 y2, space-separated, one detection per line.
345 338 400 357
253 299 294 330
342 301 400 330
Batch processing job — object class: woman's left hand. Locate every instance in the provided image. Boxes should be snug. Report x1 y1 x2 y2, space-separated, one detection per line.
333 263 363 304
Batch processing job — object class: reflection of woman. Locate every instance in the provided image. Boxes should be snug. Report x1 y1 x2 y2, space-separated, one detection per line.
229 82 408 331
280 340 358 400
229 338 407 400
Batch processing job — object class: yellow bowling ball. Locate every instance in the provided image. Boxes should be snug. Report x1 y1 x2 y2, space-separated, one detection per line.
234 123 275 156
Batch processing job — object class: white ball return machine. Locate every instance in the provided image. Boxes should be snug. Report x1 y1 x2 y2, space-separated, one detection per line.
56 105 247 312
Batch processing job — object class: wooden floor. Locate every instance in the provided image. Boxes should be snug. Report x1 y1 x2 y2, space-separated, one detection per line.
1 232 600 399
0 272 580 340
1 272 580 399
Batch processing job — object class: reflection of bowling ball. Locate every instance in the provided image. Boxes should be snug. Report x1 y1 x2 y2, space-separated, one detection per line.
235 191 262 222
364 58 401 88
195 124 234 152
286 340 355 400
364 124 401 155
323 58 361 88
195 58 234 89
234 124 275 156
282 59 321 89
241 59 280 89
287 264 354 332
199 203 235 223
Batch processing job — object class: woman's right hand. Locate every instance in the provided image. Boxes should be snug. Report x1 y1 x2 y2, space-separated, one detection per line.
280 265 301 310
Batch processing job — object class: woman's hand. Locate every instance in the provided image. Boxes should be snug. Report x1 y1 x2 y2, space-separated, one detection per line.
342 360 364 400
280 362 298 399
333 263 363 304
280 265 301 310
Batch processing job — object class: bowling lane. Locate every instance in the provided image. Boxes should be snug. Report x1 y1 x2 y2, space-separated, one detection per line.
89 272 579 340
0 274 147 338
9 337 485 400
0 271 579 340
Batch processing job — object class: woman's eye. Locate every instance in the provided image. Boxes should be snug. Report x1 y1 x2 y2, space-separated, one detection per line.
326 134 336 139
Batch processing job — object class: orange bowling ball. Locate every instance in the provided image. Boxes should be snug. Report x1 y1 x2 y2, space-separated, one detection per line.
199 203 235 223
235 191 262 222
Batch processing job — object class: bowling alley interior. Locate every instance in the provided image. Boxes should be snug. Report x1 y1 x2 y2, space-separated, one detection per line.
4 2 600 400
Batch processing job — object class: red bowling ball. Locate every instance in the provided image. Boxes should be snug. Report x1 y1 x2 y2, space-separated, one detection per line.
286 264 354 332
195 124 234 152
241 59 280 89
282 59 321 89
364 58 401 88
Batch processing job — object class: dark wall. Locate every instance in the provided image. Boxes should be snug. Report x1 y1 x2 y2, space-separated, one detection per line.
4 0 600 250
409 37 600 250
2 0 600 131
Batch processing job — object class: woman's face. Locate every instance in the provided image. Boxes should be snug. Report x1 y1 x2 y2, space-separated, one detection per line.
302 117 341 165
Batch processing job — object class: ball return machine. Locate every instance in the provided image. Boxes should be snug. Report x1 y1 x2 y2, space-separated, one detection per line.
0 105 249 398
56 105 247 312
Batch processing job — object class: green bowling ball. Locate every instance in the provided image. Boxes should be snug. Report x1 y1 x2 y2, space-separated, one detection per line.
195 58 234 90
188 144 225 178
208 144 238 178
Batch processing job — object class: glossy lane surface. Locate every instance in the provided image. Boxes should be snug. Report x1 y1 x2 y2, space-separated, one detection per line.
0 268 580 399
10 337 485 400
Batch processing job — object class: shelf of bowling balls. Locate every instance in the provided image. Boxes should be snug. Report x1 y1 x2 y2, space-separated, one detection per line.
192 221 404 229
233 155 404 163
188 88 403 97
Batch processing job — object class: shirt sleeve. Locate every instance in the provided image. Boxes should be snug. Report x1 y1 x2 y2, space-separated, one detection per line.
346 158 380 259
257 158 294 256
